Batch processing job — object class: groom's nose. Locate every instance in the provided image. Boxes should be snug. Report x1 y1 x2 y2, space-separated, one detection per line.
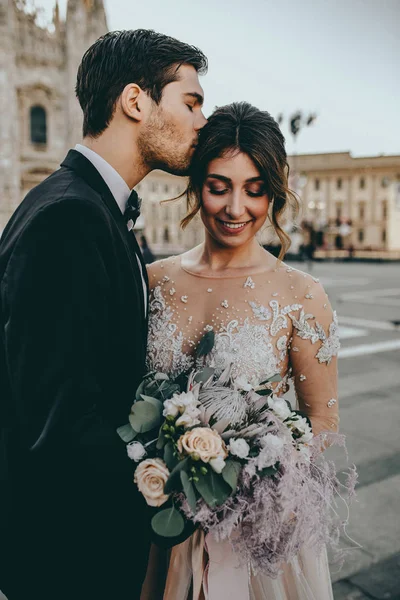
194 110 207 131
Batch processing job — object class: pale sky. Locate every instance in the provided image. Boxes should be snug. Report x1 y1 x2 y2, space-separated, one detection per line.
38 0 399 157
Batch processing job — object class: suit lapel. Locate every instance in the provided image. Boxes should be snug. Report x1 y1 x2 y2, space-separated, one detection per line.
60 151 148 325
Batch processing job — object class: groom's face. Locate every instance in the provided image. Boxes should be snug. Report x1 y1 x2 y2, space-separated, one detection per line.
138 65 206 176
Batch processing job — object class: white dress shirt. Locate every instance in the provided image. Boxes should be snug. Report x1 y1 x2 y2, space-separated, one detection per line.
74 144 147 317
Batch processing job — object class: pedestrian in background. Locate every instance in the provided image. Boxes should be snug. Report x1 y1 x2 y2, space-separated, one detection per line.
140 234 156 264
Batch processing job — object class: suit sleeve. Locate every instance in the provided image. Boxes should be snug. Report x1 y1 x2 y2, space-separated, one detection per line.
1 199 138 491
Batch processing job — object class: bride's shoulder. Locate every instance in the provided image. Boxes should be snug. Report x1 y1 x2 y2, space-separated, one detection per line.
273 261 330 309
147 255 182 291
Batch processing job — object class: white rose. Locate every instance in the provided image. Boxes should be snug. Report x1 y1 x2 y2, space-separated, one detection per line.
163 398 180 418
257 433 284 469
301 428 313 443
260 433 284 452
288 416 314 442
176 405 201 428
235 375 253 392
127 441 147 462
257 448 277 469
163 391 199 419
176 391 198 410
134 458 170 507
229 438 250 459
209 456 226 474
267 396 292 421
177 427 228 463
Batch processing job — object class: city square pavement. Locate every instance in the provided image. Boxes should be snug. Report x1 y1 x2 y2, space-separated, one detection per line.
1 260 399 600
287 260 400 600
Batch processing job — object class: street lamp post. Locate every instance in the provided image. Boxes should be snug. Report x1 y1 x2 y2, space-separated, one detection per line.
277 111 317 180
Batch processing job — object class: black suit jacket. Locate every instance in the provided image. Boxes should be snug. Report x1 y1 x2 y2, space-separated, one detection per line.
0 150 151 600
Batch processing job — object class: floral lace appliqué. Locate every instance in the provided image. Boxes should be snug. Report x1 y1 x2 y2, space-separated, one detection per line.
250 300 302 337
147 286 194 378
290 309 340 364
207 319 279 387
315 311 340 364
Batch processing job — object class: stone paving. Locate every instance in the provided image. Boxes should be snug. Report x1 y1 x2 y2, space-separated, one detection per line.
289 261 400 599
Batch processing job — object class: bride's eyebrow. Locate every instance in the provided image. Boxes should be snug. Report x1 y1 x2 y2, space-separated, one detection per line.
206 174 231 183
245 177 264 183
206 175 264 183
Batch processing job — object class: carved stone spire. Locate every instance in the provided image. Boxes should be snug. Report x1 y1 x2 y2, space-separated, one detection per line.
52 0 60 28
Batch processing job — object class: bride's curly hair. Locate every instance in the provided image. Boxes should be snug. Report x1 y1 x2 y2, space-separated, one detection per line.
181 102 299 260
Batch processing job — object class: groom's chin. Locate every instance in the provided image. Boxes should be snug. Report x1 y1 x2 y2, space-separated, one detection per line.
163 163 191 178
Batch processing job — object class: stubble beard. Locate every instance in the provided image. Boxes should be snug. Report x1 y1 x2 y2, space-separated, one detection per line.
138 110 193 176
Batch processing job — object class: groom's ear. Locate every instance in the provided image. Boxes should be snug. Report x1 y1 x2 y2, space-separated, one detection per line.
120 83 147 123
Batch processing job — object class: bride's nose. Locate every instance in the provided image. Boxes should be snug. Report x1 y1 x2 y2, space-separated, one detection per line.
224 190 246 220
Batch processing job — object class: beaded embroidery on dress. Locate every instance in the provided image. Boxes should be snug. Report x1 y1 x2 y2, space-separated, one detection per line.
143 255 340 600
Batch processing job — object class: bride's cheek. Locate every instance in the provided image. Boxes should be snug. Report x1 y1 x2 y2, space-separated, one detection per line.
202 195 218 216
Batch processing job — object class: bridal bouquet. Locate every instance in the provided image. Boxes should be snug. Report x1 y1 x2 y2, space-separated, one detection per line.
118 332 357 576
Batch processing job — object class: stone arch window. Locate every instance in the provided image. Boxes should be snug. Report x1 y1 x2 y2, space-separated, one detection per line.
30 105 47 145
163 226 170 243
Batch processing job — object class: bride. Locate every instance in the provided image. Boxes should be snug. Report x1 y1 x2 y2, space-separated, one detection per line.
141 102 339 599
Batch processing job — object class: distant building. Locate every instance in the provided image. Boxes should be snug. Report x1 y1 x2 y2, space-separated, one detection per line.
0 0 108 232
289 152 400 256
135 172 203 258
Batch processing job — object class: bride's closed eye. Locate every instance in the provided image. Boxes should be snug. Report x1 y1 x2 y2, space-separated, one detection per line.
207 186 229 195
245 185 267 197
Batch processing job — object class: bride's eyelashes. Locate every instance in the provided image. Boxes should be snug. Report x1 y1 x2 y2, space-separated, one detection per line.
246 188 267 197
206 186 267 197
207 186 229 195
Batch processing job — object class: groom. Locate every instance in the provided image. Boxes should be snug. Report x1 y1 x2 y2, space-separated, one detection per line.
0 29 207 600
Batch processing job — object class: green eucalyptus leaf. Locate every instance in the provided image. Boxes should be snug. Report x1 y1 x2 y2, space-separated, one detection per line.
221 460 241 492
129 401 161 434
196 331 215 358
140 395 163 411
159 383 181 400
258 461 280 478
194 468 232 508
151 507 185 538
135 379 146 401
257 388 273 397
155 373 170 381
116 423 137 443
194 367 215 384
156 426 167 450
164 457 190 495
260 373 282 385
180 471 197 513
164 441 179 471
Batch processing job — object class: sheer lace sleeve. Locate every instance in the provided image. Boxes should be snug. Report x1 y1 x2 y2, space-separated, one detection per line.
289 280 340 435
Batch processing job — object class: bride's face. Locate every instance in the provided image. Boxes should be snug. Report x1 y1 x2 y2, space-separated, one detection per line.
200 151 269 248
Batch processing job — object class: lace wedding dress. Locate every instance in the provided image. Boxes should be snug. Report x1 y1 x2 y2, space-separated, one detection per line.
141 255 340 600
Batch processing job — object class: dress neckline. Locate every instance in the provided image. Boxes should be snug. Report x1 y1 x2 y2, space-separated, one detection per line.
179 255 278 280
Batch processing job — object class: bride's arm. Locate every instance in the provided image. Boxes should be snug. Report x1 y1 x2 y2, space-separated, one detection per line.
288 279 340 436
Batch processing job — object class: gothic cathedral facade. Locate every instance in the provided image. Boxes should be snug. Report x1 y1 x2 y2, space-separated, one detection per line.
0 0 108 231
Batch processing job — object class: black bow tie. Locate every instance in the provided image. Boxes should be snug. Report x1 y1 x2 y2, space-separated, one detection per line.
124 189 142 226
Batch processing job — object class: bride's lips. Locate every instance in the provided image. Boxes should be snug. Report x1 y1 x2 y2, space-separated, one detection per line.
216 219 252 235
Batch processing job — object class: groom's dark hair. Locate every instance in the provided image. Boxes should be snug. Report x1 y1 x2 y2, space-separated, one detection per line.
76 29 208 138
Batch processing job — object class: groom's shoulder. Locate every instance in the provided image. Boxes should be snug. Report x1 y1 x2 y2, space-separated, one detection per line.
9 167 106 231
0 169 109 258
26 165 103 214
